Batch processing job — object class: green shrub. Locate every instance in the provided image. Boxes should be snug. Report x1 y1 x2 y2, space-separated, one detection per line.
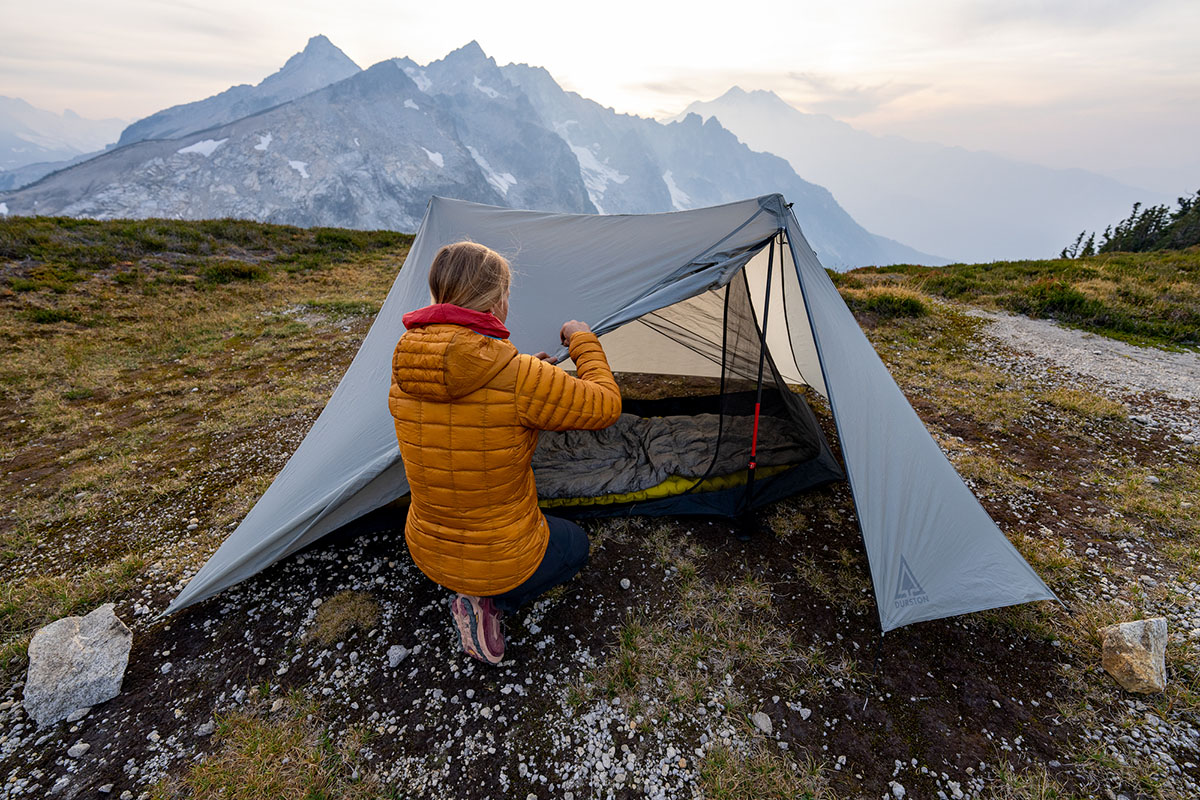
843 287 929 318
1018 279 1097 316
200 260 269 284
7 277 38 292
24 307 82 324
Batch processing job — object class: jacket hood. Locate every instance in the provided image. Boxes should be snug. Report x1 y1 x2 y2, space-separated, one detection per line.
393 307 517 401
402 304 510 338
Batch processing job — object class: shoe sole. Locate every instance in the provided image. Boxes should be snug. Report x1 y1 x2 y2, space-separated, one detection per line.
453 596 501 665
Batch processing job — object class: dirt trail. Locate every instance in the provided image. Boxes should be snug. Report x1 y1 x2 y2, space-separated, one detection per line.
968 308 1200 405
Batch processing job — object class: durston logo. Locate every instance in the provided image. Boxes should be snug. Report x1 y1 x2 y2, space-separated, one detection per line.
893 556 929 609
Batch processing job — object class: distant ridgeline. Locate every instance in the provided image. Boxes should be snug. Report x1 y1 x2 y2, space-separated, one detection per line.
1063 190 1200 257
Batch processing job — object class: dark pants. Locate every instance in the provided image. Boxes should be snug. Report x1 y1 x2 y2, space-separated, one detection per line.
491 515 589 614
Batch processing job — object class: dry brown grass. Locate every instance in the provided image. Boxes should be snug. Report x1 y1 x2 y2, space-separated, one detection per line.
151 696 380 800
699 741 833 800
1 228 408 675
986 759 1087 799
1038 387 1127 420
306 590 381 646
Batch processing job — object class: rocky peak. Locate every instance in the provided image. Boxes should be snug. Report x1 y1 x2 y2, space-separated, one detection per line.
263 34 361 94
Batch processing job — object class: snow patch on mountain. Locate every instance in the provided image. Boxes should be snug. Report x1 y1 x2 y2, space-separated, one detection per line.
254 133 272 152
473 76 500 99
662 171 691 210
402 66 432 92
466 145 517 197
177 138 228 157
549 120 628 212
288 160 309 178
421 148 444 168
404 99 419 111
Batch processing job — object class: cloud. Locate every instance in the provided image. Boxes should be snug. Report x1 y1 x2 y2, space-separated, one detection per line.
639 79 703 97
784 73 927 117
954 0 1167 32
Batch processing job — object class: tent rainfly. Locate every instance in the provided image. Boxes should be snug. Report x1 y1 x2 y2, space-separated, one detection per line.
167 194 1056 632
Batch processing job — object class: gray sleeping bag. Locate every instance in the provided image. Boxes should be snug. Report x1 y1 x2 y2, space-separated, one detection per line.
531 413 811 499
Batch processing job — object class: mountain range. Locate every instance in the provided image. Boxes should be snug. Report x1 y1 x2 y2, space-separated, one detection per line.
0 37 934 268
0 97 126 188
681 88 1163 263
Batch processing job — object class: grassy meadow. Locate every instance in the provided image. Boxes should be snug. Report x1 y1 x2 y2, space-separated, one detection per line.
1 218 1199 799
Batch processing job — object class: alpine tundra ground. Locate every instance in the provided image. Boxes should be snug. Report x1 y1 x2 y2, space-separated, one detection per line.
1 219 1198 799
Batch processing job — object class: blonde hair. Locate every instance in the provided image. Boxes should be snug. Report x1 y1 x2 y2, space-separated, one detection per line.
428 241 511 312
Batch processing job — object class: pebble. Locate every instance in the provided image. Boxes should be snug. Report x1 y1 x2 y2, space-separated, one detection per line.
751 711 773 735
890 780 907 798
66 742 89 758
196 720 215 736
387 645 410 667
620 578 631 590
1145 475 1160 485
66 706 91 723
98 785 114 794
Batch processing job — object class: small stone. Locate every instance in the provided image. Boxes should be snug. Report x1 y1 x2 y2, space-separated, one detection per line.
1145 475 1160 485
160 662 172 674
890 780 907 798
1181 434 1195 444
66 706 91 723
67 742 90 758
98 785 114 794
271 698 284 712
121 792 134 800
1131 414 1153 426
1099 618 1168 693
751 711 773 735
619 578 631 590
387 645 409 668
196 720 215 737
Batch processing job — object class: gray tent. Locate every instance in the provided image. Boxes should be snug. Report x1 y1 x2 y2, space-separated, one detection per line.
167 194 1055 631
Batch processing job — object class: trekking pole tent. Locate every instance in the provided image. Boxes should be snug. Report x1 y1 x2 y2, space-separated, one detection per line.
166 194 1055 632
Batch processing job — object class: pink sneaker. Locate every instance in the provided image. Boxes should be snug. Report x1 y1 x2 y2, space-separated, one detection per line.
451 594 505 665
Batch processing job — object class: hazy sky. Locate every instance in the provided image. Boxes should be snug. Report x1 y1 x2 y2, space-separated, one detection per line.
4 0 1198 188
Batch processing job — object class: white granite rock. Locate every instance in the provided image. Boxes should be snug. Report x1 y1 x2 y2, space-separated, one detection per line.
1100 617 1168 693
24 603 132 727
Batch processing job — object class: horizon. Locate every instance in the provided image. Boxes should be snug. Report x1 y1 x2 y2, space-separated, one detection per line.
3 1 1199 194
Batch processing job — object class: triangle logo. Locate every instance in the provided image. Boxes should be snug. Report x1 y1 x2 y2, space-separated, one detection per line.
893 556 929 608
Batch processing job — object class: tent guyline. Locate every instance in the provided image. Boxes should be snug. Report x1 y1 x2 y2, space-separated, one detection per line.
166 194 1056 632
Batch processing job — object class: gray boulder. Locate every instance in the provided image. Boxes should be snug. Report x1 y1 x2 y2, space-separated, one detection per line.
24 603 132 726
1099 617 1167 693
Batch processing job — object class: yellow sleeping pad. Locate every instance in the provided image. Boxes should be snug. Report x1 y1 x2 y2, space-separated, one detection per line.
538 464 792 509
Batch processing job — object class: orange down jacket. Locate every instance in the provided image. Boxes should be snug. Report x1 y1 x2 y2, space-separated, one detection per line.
389 313 621 596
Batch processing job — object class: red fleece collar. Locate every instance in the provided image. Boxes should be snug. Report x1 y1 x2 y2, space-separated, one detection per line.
401 303 511 339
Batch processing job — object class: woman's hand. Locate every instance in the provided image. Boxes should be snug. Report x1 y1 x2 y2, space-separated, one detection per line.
533 351 558 364
560 320 592 347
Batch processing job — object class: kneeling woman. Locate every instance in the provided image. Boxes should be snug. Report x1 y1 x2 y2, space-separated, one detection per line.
388 241 621 664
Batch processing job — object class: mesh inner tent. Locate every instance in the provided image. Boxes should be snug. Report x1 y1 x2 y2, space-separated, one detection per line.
547 237 843 518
